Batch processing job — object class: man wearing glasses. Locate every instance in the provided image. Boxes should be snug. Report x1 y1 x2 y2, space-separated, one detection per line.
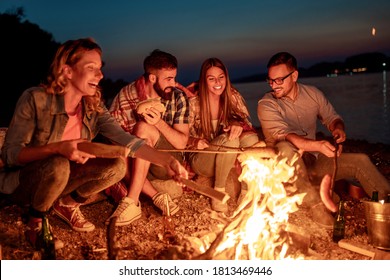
257 52 390 228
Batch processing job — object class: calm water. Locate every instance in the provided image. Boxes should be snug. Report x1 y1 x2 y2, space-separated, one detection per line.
235 71 390 144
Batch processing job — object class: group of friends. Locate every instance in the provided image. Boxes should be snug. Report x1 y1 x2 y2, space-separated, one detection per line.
1 38 389 251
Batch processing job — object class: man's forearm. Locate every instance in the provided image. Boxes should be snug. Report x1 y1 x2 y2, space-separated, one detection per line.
329 118 345 133
285 133 319 152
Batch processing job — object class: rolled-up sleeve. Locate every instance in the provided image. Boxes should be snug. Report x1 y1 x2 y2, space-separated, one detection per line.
258 97 293 146
97 109 145 157
314 89 342 130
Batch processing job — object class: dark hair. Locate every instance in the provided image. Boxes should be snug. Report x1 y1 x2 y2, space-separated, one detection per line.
267 52 298 71
143 49 177 77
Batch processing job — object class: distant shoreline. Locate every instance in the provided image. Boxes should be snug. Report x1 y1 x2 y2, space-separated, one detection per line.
233 52 389 84
233 68 388 84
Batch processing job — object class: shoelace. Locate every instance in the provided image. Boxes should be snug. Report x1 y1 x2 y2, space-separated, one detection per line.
60 204 86 223
153 194 171 215
70 207 86 223
114 199 132 216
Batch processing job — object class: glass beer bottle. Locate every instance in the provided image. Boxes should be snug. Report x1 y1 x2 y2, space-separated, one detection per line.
332 200 345 242
371 191 379 202
40 214 56 260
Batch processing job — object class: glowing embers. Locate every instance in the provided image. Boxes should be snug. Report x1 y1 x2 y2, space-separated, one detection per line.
203 152 305 259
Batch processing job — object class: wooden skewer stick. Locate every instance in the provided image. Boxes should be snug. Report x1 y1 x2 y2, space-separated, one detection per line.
330 138 339 197
158 146 277 157
180 178 230 203
78 142 129 158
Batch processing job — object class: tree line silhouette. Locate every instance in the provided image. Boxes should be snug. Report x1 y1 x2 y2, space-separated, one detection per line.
0 8 127 127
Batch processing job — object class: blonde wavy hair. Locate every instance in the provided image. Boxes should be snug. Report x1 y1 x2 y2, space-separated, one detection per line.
45 38 104 113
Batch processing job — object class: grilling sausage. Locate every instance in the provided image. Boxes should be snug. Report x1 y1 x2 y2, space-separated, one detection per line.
319 174 337 212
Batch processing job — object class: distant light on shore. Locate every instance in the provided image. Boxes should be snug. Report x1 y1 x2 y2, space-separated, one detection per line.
372 27 376 36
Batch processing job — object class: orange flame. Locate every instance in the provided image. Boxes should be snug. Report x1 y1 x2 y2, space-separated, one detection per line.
200 152 306 259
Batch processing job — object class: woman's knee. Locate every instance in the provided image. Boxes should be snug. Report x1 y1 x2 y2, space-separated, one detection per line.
42 156 71 184
104 157 127 182
27 156 70 208
240 132 259 148
212 133 240 147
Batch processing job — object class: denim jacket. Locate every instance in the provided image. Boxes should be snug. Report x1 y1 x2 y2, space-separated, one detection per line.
0 87 145 194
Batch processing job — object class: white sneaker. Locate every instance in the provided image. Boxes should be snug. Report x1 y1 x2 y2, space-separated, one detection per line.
152 192 179 216
211 187 228 212
211 198 228 212
106 197 142 226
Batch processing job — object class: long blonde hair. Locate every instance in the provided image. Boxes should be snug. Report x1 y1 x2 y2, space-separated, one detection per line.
45 38 104 113
197 58 246 140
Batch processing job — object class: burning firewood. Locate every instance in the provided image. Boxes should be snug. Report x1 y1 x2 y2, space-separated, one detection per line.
195 151 307 260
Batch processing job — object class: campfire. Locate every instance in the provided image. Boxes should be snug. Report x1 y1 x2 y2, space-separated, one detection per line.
194 151 306 260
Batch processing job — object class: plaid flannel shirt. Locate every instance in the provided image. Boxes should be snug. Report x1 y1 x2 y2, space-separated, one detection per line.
109 76 189 133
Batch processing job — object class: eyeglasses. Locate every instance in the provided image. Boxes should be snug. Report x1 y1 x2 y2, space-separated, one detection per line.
266 71 294 85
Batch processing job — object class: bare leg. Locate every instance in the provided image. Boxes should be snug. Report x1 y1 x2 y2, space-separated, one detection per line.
125 121 160 203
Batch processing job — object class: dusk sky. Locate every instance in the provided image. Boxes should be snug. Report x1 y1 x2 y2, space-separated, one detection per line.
1 0 389 84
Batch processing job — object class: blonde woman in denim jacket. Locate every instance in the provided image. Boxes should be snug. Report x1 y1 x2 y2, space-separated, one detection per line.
0 38 187 250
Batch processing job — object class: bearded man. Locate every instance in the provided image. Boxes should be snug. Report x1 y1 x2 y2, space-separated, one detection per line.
107 49 189 226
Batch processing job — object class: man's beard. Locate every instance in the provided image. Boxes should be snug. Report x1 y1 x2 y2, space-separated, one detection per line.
154 79 174 100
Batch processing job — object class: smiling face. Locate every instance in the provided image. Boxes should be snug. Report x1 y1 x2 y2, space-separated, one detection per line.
66 50 103 97
205 66 226 97
267 64 298 99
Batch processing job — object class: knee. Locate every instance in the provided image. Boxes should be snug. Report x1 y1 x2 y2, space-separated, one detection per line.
240 132 259 148
275 141 299 159
133 121 158 140
105 157 127 181
45 156 70 184
352 153 372 166
227 137 240 148
214 133 240 148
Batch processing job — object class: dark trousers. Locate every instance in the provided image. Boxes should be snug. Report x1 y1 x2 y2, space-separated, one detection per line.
9 156 126 213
